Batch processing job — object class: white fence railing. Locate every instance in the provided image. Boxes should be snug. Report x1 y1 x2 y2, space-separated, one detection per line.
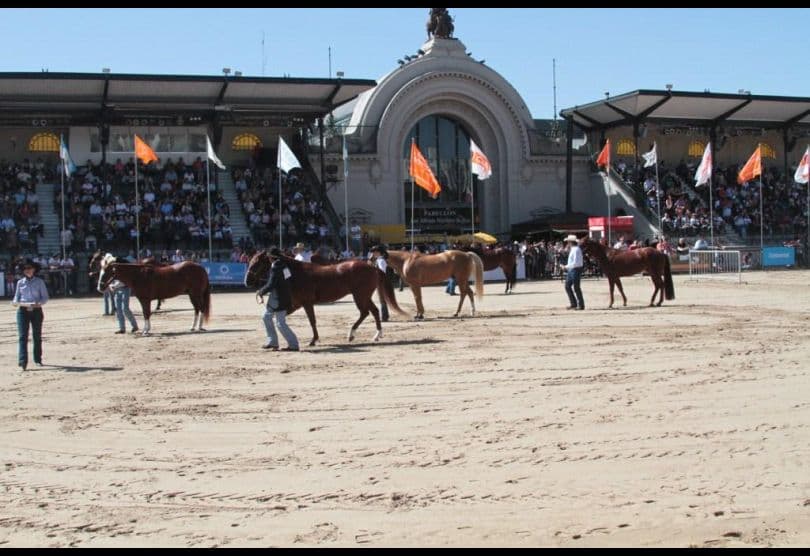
688 250 742 283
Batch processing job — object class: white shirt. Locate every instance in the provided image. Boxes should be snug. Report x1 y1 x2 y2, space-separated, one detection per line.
375 257 387 273
565 245 583 270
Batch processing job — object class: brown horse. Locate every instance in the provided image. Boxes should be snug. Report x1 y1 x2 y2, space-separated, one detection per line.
467 246 517 294
579 238 675 308
385 249 484 319
244 252 406 346
97 254 211 334
88 251 167 311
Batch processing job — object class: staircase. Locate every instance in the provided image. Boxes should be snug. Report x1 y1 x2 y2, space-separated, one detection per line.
298 157 344 248
216 170 251 246
36 183 63 256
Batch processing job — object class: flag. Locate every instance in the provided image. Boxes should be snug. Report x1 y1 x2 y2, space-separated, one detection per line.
642 142 657 168
277 137 301 174
694 142 712 187
794 145 809 184
134 134 158 165
342 135 349 179
206 135 226 170
737 144 762 184
470 138 492 180
409 142 441 198
596 139 610 169
59 134 76 177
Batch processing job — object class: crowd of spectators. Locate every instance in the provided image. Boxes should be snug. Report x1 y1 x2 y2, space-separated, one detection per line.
0 158 52 255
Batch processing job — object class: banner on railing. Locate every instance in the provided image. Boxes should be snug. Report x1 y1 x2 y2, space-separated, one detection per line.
202 262 247 285
762 247 795 267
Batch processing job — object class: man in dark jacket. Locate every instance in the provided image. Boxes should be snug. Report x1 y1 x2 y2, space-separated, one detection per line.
257 247 300 351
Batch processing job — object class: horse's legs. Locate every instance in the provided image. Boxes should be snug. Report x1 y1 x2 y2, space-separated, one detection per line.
189 294 203 331
303 304 319 346
651 273 664 306
607 277 615 308
138 298 151 335
411 285 425 320
455 279 476 317
615 278 628 307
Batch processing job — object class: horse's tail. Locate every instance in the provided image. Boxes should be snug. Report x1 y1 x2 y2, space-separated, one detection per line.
509 257 518 290
202 280 212 323
468 252 485 300
663 254 675 301
378 269 408 317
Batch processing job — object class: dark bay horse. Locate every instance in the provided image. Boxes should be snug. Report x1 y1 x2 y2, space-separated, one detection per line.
579 238 675 308
385 249 484 319
467 246 517 294
244 252 406 346
88 251 166 311
97 254 211 334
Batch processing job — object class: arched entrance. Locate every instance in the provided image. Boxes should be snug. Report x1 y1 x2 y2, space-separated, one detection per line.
402 114 481 237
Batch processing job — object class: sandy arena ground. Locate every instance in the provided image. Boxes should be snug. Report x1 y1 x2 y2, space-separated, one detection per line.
1 270 809 547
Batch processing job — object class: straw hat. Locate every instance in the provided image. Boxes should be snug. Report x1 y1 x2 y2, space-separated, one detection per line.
293 242 306 251
564 234 580 244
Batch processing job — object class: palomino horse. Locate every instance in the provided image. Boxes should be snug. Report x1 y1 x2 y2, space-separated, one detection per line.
97 254 211 334
579 237 675 308
385 249 484 319
244 252 406 346
88 250 166 311
466 246 517 294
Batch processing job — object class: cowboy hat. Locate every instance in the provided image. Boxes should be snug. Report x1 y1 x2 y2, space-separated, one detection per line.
293 242 306 251
564 234 580 243
22 258 40 272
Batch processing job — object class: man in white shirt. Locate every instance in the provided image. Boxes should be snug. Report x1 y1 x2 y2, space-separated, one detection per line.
560 234 585 310
293 242 311 262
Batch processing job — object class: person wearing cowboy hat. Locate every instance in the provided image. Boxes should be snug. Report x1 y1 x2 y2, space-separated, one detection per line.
11 258 49 370
292 242 311 262
560 234 585 311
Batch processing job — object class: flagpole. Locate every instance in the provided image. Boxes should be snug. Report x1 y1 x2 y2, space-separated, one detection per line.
278 169 283 249
60 162 66 262
410 138 415 252
606 164 611 244
135 157 140 259
653 156 662 238
759 173 764 253
708 174 714 248
470 166 475 238
207 158 213 261
343 134 349 256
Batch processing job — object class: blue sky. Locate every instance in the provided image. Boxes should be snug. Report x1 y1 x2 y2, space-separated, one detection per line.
1 8 807 119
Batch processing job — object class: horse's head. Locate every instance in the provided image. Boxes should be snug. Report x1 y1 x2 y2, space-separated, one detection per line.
579 237 599 255
88 250 104 278
97 255 119 293
244 251 272 288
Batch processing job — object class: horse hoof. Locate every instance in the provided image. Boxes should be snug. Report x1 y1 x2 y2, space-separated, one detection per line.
198 327 206 332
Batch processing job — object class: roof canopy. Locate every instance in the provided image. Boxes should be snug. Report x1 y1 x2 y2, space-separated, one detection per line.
560 90 810 131
0 72 376 122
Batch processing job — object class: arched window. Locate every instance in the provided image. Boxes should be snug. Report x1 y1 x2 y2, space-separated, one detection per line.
616 138 635 156
28 132 60 152
688 140 706 157
760 142 776 159
231 133 262 151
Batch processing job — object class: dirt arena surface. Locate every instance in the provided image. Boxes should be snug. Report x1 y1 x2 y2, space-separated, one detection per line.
1 270 809 547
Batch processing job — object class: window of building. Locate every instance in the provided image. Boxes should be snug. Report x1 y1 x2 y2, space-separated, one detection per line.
616 138 635 156
28 132 60 152
688 140 706 157
232 133 262 151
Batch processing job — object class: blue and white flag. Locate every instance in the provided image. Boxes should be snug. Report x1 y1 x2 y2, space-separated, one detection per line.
59 134 76 177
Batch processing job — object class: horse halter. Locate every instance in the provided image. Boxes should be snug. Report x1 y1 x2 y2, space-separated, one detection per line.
245 253 271 287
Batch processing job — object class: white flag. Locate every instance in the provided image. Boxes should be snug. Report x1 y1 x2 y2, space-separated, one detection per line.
277 137 301 174
470 139 492 180
206 135 226 170
642 142 657 168
694 142 712 187
795 146 810 184
343 135 349 179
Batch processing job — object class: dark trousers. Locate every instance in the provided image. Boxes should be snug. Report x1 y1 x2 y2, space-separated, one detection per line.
565 268 584 309
17 307 44 366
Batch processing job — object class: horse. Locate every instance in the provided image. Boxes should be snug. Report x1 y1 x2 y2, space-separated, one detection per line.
385 249 484 319
466 246 517 294
579 237 675 308
244 251 406 346
97 254 211 334
88 250 166 311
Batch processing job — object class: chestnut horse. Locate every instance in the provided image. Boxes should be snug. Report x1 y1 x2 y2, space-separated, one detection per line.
466 246 517 294
244 252 406 346
579 237 675 308
385 249 484 319
88 250 166 311
97 254 211 334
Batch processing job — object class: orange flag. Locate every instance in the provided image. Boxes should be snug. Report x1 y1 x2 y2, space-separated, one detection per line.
409 142 441 198
596 138 611 169
134 134 159 165
737 144 762 184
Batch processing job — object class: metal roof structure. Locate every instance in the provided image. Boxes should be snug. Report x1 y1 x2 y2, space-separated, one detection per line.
0 72 377 124
560 90 810 131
